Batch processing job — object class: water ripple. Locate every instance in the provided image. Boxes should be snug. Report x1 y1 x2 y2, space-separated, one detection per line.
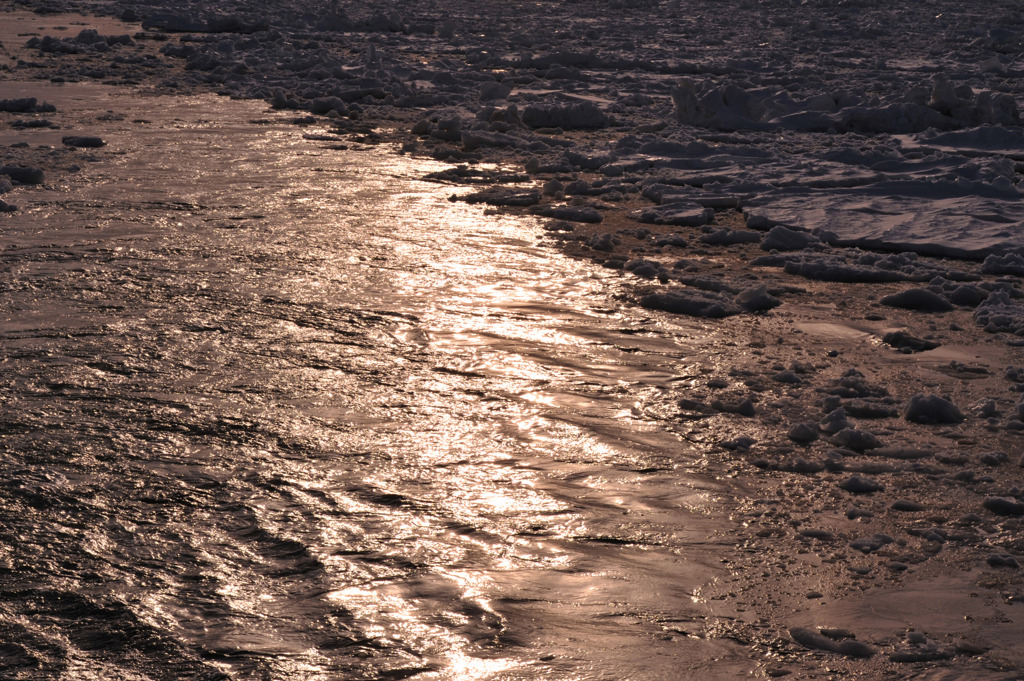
1 85 736 680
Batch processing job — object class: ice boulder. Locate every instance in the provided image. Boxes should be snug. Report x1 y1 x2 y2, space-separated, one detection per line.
882 331 940 353
311 97 347 117
0 97 54 113
671 79 777 130
880 288 954 312
974 291 1024 335
842 477 883 494
639 290 741 318
62 136 105 148
479 82 512 101
981 253 1024 276
904 394 964 424
628 202 714 227
0 166 44 185
790 627 876 658
760 225 819 252
735 285 781 312
983 497 1024 517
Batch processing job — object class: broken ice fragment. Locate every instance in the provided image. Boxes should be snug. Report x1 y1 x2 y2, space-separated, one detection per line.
849 533 894 553
830 428 881 452
789 627 875 658
639 290 741 318
880 288 954 312
882 331 939 353
982 497 1024 516
904 394 964 424
840 475 883 494
736 285 781 313
62 136 106 148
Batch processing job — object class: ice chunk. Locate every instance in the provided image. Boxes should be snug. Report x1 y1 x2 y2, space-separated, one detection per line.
981 253 1024 276
882 331 940 353
783 257 912 283
974 291 1024 335
820 407 852 435
712 397 756 416
830 428 882 452
982 497 1024 517
867 447 933 460
458 188 540 207
760 225 819 252
900 126 1024 160
639 290 741 318
986 553 1020 568
628 202 714 227
849 532 893 550
142 14 208 33
788 423 818 443
735 285 781 312
826 371 888 399
530 205 603 223
789 628 876 658
0 97 54 113
904 394 964 424
479 82 512 101
0 166 44 185
461 130 522 151
311 97 347 117
880 288 954 312
62 136 106 148
671 79 777 131
946 285 987 307
699 228 760 245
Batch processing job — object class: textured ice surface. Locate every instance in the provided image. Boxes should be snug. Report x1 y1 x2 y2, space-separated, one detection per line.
744 181 1024 259
5 0 1024 262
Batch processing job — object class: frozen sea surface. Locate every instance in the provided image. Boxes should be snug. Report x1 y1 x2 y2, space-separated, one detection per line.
6 0 1024 260
5 1 1024 677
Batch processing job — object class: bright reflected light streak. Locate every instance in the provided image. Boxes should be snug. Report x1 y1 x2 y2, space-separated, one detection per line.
326 586 519 680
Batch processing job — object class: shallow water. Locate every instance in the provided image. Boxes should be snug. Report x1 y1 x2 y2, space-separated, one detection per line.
1 85 748 680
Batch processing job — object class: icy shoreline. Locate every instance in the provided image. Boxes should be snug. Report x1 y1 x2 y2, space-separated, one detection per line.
4 1 1024 678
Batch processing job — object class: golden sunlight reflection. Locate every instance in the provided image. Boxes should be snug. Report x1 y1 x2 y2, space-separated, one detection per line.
513 414 621 459
327 584 520 681
0 83 761 681
425 651 517 680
